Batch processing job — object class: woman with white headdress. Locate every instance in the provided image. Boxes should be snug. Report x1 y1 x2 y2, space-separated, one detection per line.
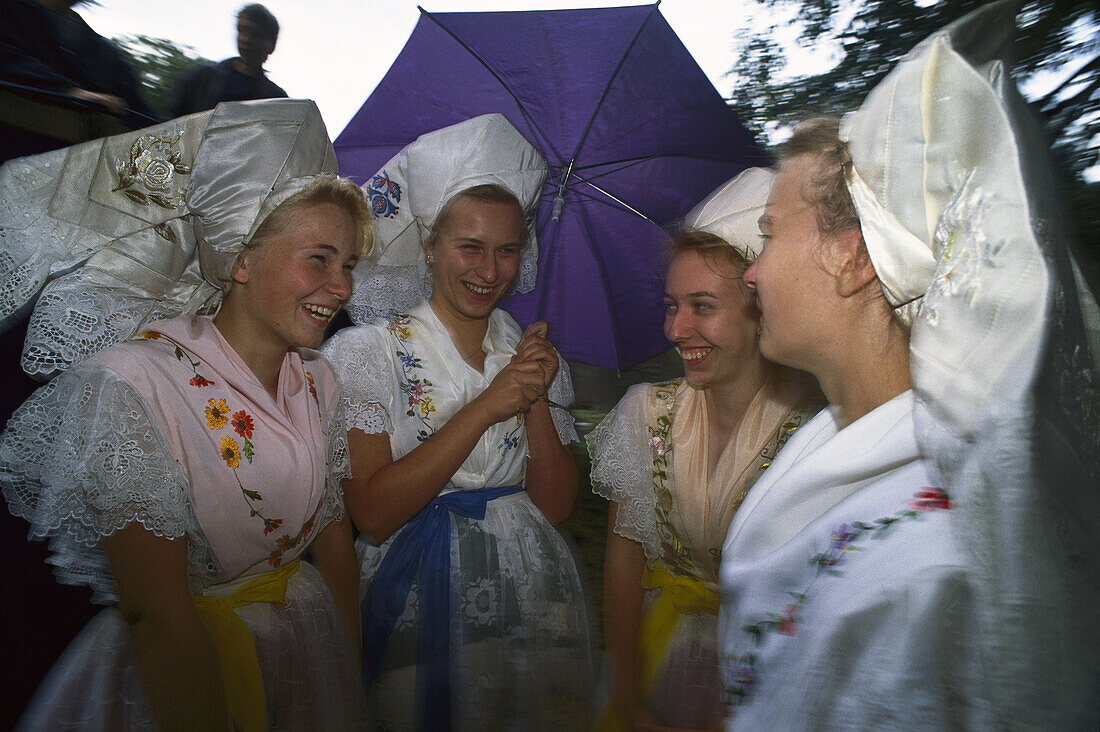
0 100 372 730
586 168 822 731
718 2 1098 728
321 114 592 730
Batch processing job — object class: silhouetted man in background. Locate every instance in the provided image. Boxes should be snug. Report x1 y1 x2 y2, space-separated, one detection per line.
167 3 286 117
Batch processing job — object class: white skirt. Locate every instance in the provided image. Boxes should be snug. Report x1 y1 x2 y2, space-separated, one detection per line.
360 491 594 731
17 561 366 730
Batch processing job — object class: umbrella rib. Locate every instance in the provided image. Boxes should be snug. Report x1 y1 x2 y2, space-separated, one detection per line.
570 155 659 182
417 6 560 164
572 152 771 175
563 1 662 168
578 181 655 223
549 181 656 221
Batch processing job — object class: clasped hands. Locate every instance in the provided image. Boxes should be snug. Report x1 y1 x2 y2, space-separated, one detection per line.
478 321 561 423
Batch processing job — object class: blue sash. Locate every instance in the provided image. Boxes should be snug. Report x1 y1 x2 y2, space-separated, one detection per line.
364 483 525 731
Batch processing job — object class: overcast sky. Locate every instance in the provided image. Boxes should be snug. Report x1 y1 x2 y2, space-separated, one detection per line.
79 0 840 137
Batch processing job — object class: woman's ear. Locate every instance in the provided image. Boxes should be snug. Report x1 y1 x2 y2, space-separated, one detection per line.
231 249 252 286
831 229 877 299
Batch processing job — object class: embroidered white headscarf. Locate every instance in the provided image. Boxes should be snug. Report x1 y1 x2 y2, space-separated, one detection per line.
345 113 548 325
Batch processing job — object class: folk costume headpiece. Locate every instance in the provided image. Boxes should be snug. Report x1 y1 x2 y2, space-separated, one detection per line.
345 113 548 325
841 1 1099 726
682 167 775 261
0 99 337 380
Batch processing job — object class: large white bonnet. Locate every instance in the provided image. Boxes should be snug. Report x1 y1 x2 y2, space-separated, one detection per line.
840 0 1019 328
345 113 548 324
838 0 1052 435
841 5 1100 725
682 167 775 260
0 99 336 379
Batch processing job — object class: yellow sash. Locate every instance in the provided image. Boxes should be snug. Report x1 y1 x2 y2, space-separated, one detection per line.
192 559 300 732
638 564 719 686
594 563 719 731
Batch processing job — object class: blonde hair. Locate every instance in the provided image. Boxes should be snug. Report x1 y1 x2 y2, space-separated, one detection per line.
249 175 375 258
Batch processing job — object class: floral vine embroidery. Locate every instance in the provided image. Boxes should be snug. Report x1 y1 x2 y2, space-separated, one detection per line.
388 314 436 442
305 370 322 421
724 487 955 706
141 331 315 566
499 417 523 456
136 330 215 387
758 412 809 472
649 380 695 576
205 398 230 429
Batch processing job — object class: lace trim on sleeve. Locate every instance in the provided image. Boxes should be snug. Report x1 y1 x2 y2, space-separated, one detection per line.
585 385 659 560
321 327 394 435
317 398 351 532
0 365 200 603
548 354 578 444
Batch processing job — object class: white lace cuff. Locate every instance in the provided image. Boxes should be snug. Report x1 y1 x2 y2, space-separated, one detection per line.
548 355 578 444
585 384 658 559
0 365 198 602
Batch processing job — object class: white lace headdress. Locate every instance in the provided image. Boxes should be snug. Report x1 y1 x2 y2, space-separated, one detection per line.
682 167 775 261
0 99 337 380
842 0 1099 725
345 113 548 325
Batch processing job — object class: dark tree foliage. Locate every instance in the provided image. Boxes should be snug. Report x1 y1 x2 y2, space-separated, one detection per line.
729 0 1100 262
110 35 211 117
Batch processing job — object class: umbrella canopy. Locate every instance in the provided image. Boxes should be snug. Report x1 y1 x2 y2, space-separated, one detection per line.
336 3 768 369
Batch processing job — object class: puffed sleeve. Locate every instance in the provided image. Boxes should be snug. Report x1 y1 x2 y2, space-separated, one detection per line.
0 364 196 603
585 383 658 560
547 353 579 444
321 325 395 435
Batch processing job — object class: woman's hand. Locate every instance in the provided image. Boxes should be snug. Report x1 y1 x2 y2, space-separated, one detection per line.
310 515 361 658
102 525 228 731
511 321 559 391
473 358 545 424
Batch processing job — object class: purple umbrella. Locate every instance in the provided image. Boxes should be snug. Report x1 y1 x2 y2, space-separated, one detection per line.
336 3 768 369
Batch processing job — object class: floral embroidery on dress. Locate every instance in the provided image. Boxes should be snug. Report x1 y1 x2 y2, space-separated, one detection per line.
268 515 315 567
758 413 808 472
388 313 436 442
232 410 254 438
136 329 318 566
137 330 215 387
305 370 322 420
724 487 954 707
499 418 522 456
206 399 230 429
219 435 242 468
649 380 696 577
